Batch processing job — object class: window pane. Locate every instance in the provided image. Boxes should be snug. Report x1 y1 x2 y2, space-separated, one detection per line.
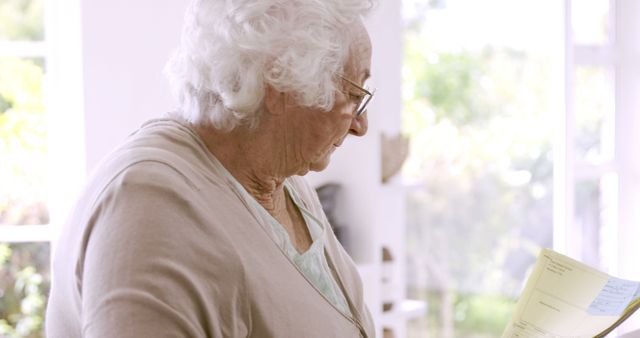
571 0 610 45
574 173 618 272
0 242 50 338
0 0 44 41
403 0 561 337
0 57 49 226
574 66 615 165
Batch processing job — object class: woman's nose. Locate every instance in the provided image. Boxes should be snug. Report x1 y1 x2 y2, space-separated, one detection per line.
349 111 368 137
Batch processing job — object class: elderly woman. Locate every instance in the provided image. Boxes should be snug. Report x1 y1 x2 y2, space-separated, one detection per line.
45 0 376 337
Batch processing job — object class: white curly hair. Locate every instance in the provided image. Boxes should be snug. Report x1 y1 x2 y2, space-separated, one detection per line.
165 0 374 130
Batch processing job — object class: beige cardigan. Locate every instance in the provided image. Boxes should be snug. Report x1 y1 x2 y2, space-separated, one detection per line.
45 119 375 338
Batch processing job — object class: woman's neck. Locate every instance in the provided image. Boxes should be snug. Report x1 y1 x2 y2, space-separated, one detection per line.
192 122 289 213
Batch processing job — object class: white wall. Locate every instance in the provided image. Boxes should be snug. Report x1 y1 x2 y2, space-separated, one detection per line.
81 0 186 172
615 0 640 333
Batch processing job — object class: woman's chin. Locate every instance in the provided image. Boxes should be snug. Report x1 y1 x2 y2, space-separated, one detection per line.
308 153 333 173
300 146 337 174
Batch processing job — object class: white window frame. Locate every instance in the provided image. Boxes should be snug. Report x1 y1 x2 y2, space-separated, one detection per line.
44 0 85 250
557 0 640 332
556 0 617 260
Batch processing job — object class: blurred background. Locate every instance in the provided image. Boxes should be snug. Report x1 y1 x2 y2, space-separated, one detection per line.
1 0 639 337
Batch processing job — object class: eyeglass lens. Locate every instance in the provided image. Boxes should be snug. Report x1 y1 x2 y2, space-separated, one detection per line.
355 89 372 117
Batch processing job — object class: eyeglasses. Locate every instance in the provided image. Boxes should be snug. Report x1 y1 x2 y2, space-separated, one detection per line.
340 76 375 117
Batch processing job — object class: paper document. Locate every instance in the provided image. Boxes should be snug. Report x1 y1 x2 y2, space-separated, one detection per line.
501 248 640 338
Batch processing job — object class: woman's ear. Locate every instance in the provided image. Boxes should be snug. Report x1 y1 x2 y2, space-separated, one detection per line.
263 85 286 116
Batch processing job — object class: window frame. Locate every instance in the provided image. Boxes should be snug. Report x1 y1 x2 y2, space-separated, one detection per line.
556 0 619 261
558 0 640 316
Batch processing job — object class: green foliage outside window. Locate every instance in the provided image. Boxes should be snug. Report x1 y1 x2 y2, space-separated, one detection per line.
0 57 49 226
0 0 44 41
403 4 559 338
0 243 50 338
0 57 50 337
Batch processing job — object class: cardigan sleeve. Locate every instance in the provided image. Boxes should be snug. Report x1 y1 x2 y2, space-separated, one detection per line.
78 161 250 338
